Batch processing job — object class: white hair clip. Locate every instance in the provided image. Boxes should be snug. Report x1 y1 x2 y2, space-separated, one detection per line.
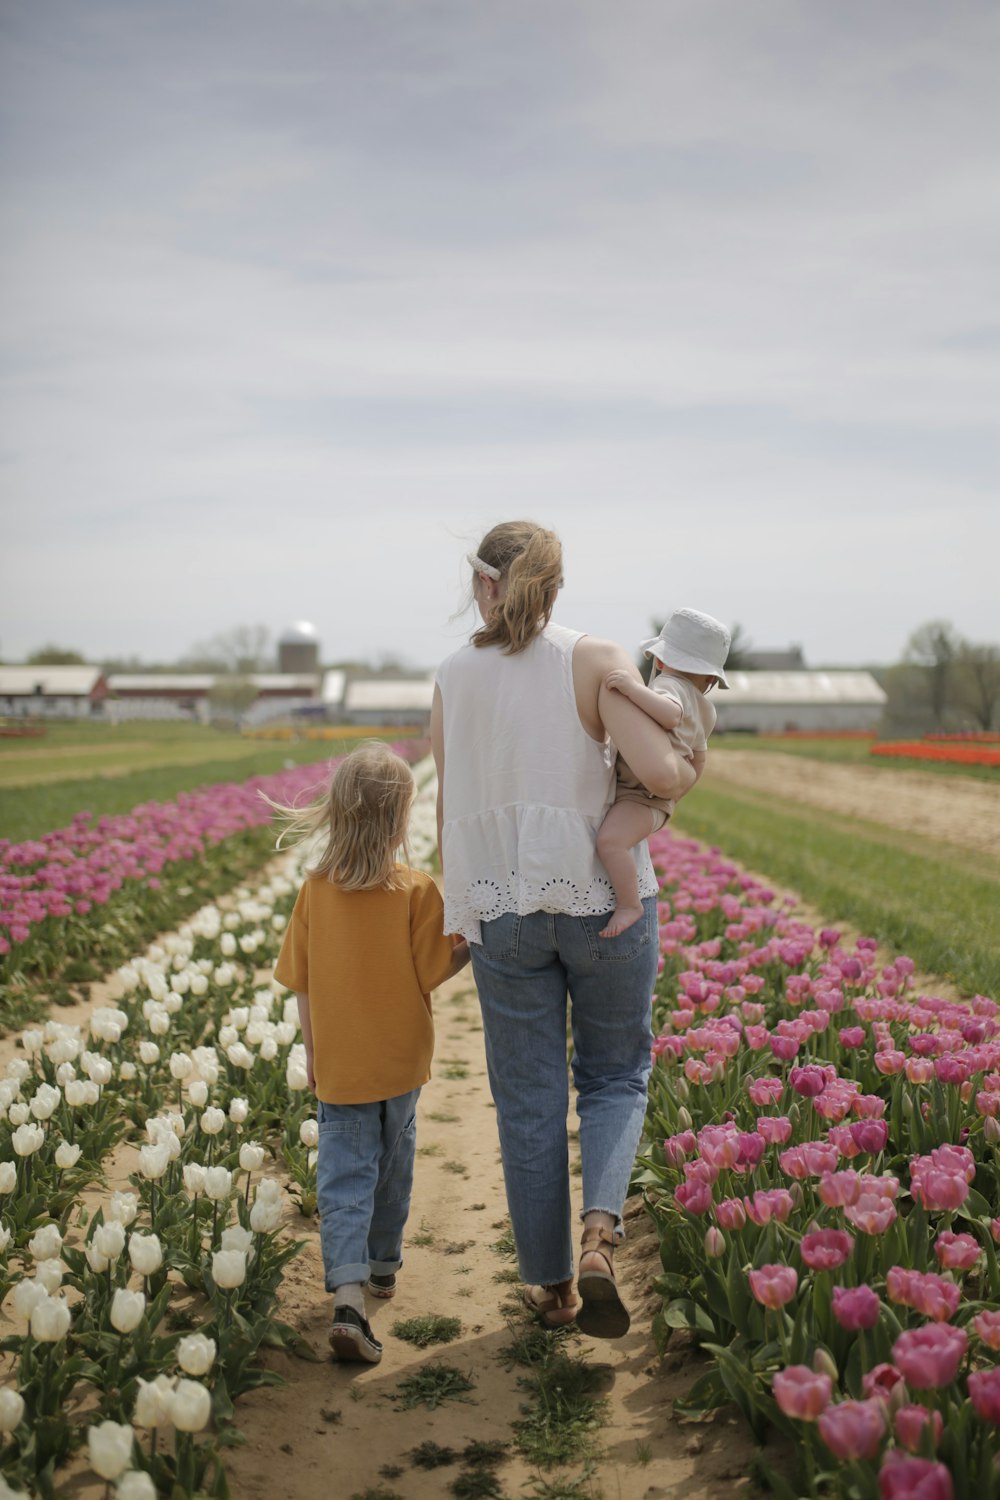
467 552 501 581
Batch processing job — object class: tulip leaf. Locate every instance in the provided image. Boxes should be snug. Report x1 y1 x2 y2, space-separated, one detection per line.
662 1298 715 1335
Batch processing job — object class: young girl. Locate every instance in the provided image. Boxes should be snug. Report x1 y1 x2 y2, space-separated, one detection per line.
270 741 469 1364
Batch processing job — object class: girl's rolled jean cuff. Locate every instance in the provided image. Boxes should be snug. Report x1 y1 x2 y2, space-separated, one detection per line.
579 1207 625 1241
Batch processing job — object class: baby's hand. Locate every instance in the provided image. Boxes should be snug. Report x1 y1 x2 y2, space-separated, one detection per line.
605 669 636 698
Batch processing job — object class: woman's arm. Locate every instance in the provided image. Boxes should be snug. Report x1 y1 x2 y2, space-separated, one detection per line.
295 991 316 1094
605 668 683 732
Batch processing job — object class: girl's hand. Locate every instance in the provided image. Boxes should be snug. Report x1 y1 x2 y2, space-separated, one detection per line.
604 668 636 699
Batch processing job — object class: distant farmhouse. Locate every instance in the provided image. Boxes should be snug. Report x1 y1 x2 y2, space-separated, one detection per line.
1 622 435 730
716 669 887 734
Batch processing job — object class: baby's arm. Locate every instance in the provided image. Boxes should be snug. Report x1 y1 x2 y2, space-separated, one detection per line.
295 992 316 1094
674 748 707 801
605 669 683 732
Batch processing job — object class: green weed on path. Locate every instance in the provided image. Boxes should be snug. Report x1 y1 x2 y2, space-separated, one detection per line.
391 1314 463 1348
673 783 1000 996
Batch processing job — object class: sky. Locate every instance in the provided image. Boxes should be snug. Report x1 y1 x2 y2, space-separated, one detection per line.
1 0 997 673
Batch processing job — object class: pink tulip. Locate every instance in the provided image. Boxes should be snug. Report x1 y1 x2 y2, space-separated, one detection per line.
749 1264 797 1310
892 1324 967 1389
756 1115 792 1145
879 1454 953 1500
934 1231 981 1271
874 1050 906 1076
704 1227 725 1259
818 1398 886 1461
800 1229 854 1272
832 1285 881 1330
714 1197 747 1231
674 1180 712 1216
887 1268 961 1323
818 1169 861 1208
789 1065 827 1097
894 1404 943 1453
863 1364 906 1411
844 1192 897 1235
969 1368 1000 1424
849 1119 889 1154
972 1309 1000 1351
743 1189 794 1226
772 1365 831 1421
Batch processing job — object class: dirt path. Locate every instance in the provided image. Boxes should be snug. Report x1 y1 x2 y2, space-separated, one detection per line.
706 750 1000 859
222 968 759 1500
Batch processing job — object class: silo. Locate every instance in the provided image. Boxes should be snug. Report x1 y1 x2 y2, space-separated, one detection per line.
278 621 320 675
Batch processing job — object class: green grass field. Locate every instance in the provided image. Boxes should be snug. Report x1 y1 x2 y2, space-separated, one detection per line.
672 782 1000 998
0 723 417 844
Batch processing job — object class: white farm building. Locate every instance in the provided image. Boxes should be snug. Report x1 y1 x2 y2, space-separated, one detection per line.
714 672 887 734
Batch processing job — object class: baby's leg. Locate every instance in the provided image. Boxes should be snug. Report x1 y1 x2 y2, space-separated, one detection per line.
597 801 660 939
663 746 698 801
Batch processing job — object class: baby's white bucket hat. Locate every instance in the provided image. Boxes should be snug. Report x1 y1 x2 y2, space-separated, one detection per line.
640 608 731 688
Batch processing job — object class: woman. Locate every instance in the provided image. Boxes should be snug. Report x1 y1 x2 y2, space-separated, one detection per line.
432 521 681 1338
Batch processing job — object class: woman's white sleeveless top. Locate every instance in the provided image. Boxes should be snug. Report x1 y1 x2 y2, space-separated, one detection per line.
435 622 658 943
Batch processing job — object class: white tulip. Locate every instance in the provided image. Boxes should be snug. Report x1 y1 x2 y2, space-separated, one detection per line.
213 964 235 988
255 1177 282 1205
171 1379 212 1432
222 912 240 930
169 971 190 995
21 1029 43 1054
88 1418 134 1480
219 933 237 957
13 1278 48 1321
203 1167 232 1202
85 1057 112 1087
93 1220 127 1262
55 1141 82 1170
29 1083 61 1121
163 991 183 1014
176 1332 216 1377
239 1143 265 1172
0 1387 25 1432
217 1026 238 1050
138 1042 160 1066
145 973 168 1002
34 1258 63 1293
228 1097 249 1124
299 1119 319 1149
148 1011 170 1037
226 1044 254 1071
183 1163 206 1196
220 1225 254 1261
86 1243 110 1274
200 1107 226 1137
189 972 208 996
138 1143 170 1181
249 1198 281 1234
6 1058 30 1083
128 1232 163 1276
259 1036 278 1062
119 1061 137 1082
28 1223 63 1262
0 1225 11 1256
108 1191 139 1226
168 1053 193 1080
110 1288 146 1334
55 1062 76 1086
30 1294 71 1342
238 934 258 955
272 913 287 932
133 1374 175 1428
211 1249 246 1288
8 1105 30 1128
117 964 139 990
0 1163 16 1193
187 1079 209 1107
117 1469 157 1500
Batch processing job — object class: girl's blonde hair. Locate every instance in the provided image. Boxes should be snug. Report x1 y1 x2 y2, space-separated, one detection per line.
470 520 563 655
263 741 415 890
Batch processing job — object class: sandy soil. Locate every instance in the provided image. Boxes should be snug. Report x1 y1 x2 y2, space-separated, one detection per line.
706 750 1000 858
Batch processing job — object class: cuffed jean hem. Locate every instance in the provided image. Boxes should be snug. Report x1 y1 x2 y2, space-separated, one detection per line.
328 1261 371 1291
368 1257 402 1276
579 1206 625 1240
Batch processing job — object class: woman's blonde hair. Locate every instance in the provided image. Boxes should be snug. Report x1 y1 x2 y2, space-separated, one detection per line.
262 741 415 890
470 520 563 655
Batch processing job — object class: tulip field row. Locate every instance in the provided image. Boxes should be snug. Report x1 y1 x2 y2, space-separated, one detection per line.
638 828 1000 1500
0 744 426 1027
870 743 1000 769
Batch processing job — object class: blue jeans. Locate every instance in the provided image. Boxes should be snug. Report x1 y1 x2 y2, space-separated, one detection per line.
470 898 657 1287
315 1090 420 1292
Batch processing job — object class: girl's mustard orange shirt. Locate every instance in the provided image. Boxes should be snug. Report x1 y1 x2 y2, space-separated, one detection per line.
273 867 455 1105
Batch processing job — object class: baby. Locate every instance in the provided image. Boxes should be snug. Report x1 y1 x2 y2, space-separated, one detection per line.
598 607 730 937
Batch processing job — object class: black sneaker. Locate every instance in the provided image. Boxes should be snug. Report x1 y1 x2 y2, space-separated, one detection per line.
367 1273 397 1299
329 1305 383 1364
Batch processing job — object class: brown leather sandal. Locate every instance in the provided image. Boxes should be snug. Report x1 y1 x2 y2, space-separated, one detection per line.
576 1225 630 1338
523 1279 579 1329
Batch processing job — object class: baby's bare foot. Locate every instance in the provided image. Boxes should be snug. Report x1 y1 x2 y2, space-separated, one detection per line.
599 905 643 939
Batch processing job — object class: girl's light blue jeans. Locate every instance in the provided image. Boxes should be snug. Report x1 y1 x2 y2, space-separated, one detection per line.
470 898 657 1288
315 1090 420 1292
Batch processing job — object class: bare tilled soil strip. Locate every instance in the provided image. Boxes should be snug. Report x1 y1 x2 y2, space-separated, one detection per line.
706 750 1000 858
